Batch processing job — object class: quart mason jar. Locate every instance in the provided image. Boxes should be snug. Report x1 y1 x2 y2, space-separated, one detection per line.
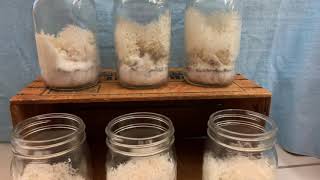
184 0 241 86
106 112 177 180
33 0 100 90
203 109 278 180
11 113 92 180
114 0 171 88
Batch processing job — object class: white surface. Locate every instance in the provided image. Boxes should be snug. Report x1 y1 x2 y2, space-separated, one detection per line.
276 144 320 167
1 143 320 179
277 166 320 180
275 144 320 179
0 144 12 180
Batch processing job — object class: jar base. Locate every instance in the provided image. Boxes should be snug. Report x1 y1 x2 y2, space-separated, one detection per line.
184 70 234 87
117 63 169 89
119 81 168 89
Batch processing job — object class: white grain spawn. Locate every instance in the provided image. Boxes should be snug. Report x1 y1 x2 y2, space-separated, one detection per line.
115 11 171 87
203 154 276 180
185 8 241 86
18 162 85 180
107 154 176 180
35 25 99 89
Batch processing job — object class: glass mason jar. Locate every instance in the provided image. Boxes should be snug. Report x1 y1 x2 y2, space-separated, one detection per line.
203 109 278 180
184 0 241 86
33 0 100 90
11 113 92 180
105 112 177 180
114 0 171 89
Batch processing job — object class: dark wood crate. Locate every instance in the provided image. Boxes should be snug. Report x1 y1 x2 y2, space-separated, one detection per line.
10 68 271 180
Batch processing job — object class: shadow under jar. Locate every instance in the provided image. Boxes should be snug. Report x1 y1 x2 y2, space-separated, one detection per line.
114 0 171 89
33 0 100 90
11 113 92 180
203 109 278 180
105 112 176 180
184 0 241 86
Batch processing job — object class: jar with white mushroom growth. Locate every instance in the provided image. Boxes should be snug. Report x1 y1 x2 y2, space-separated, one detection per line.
204 109 278 180
33 0 100 90
184 0 241 86
114 0 171 88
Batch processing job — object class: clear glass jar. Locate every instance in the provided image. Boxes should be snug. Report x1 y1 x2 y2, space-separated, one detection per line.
105 112 176 180
114 0 171 88
33 0 100 90
203 109 278 180
11 113 92 180
184 0 241 86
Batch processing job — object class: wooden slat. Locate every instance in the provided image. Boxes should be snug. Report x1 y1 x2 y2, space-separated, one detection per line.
10 69 271 104
17 88 46 95
234 79 261 88
26 81 46 88
244 88 271 95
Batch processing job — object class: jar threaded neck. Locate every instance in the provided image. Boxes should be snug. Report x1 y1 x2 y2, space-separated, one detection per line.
106 112 175 157
11 113 86 159
208 109 278 152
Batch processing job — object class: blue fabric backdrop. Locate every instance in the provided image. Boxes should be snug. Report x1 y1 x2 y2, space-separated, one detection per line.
0 0 319 157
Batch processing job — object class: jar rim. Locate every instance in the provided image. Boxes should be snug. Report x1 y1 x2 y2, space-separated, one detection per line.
209 109 278 138
12 113 85 143
106 112 175 156
11 113 86 159
208 109 278 151
106 112 174 141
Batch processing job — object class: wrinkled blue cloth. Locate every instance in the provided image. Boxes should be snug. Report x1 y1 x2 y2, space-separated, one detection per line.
269 0 320 157
0 0 320 157
236 0 320 157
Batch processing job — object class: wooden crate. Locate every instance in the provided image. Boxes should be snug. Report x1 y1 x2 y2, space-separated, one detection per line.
10 68 271 180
